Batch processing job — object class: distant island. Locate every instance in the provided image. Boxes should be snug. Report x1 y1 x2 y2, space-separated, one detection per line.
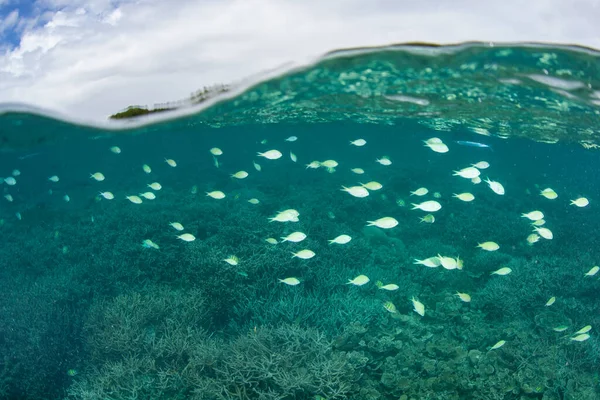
109 84 229 119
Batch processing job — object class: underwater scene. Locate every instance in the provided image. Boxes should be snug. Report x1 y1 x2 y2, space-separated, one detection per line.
1 43 600 400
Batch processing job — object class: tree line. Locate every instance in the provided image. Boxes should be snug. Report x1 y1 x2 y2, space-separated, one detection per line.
109 84 229 119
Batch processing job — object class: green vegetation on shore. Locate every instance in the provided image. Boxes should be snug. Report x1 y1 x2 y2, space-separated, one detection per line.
109 84 229 120
108 106 173 119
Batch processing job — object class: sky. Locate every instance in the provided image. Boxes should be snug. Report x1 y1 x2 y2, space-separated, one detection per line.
1 0 599 120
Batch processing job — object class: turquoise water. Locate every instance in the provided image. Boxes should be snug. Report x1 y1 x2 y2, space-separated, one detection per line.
0 43 600 400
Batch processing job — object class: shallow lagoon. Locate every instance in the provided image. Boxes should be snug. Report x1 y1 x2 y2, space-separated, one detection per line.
0 43 599 399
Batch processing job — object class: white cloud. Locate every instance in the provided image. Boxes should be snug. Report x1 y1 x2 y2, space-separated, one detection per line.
0 9 19 33
0 0 599 120
102 8 121 26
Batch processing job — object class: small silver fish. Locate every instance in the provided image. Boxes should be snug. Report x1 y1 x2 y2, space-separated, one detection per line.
18 152 42 160
385 94 430 106
455 141 492 150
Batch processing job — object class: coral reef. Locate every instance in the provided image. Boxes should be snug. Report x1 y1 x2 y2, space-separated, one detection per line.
67 286 359 399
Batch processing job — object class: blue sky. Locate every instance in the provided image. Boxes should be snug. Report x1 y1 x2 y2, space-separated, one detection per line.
0 0 81 47
1 0 35 49
1 0 599 120
0 0 125 49
0 1 20 48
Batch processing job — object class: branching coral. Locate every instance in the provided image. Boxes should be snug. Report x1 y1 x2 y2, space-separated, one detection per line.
68 286 359 400
188 325 358 400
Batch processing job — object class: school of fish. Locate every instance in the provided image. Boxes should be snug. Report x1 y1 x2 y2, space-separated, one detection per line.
0 135 595 351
